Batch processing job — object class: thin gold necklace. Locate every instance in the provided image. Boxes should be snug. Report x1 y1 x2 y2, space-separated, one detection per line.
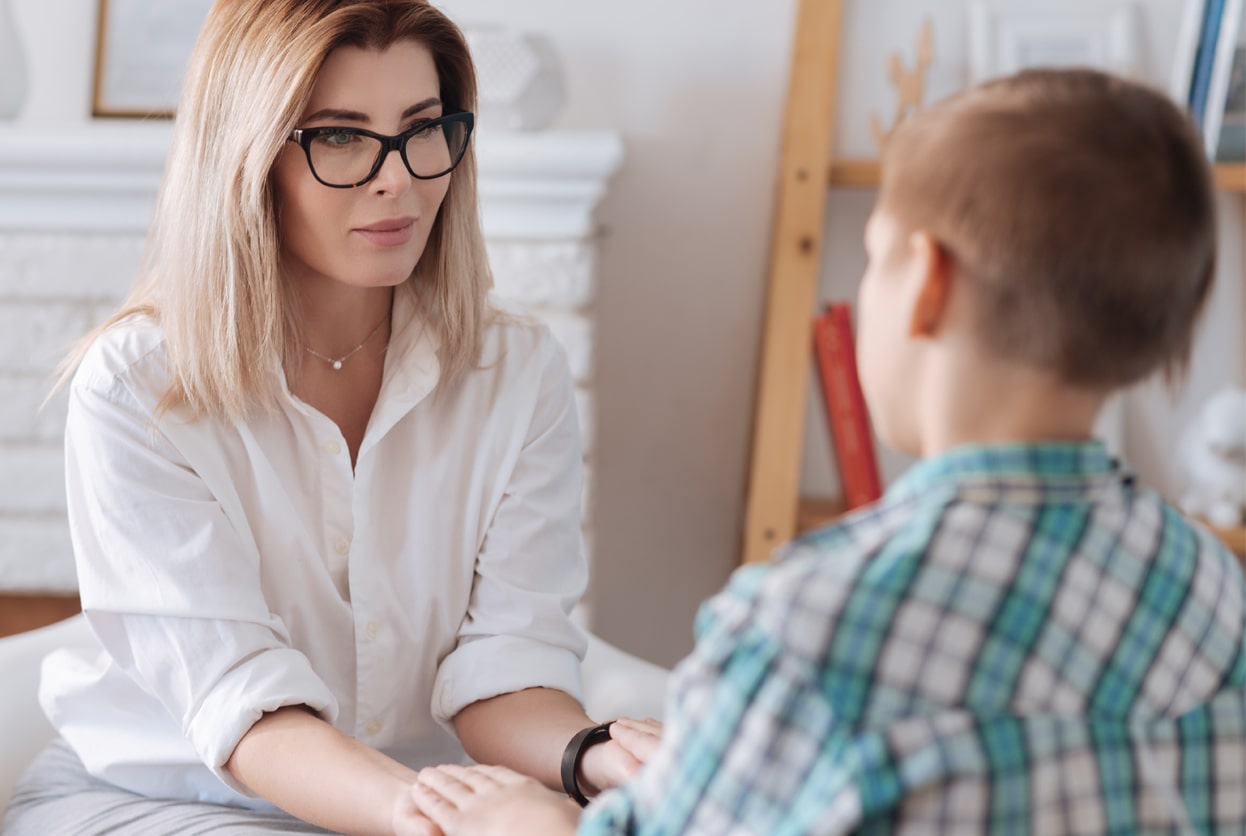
304 311 391 371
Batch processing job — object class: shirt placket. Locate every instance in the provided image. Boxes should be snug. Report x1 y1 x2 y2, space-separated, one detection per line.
345 444 396 746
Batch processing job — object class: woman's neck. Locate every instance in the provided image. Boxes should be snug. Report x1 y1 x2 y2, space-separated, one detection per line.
299 283 396 359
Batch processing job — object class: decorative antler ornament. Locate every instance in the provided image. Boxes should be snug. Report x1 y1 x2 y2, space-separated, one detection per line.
871 19 935 152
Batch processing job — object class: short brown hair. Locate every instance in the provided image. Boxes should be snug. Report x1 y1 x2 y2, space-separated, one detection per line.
879 68 1217 388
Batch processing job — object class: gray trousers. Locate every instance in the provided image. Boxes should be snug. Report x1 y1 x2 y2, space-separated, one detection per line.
1 739 336 836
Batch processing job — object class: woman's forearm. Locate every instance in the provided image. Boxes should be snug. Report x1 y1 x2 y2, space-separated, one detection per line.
452 687 596 792
224 705 418 836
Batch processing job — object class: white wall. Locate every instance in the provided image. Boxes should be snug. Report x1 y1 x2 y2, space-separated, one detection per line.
439 0 804 665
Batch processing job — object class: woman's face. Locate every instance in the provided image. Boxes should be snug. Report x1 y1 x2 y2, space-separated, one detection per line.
273 39 451 293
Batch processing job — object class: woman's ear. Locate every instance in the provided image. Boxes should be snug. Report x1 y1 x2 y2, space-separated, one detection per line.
907 231 953 339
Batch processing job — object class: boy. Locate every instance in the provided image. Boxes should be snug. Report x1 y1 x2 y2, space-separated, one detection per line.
408 68 1246 834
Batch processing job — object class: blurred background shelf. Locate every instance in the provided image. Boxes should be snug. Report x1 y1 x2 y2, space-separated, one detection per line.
0 595 81 639
829 159 1246 193
1207 523 1246 560
796 496 848 535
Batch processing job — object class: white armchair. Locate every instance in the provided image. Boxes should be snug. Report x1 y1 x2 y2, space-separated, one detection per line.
0 616 669 819
0 616 99 815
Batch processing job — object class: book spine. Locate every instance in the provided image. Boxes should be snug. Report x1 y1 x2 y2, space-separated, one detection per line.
1190 0 1227 125
1203 0 1244 156
1172 0 1210 102
813 303 882 510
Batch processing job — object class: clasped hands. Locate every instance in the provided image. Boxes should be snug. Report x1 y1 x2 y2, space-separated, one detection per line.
394 717 663 836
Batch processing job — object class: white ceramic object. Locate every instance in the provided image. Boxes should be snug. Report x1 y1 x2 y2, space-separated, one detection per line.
1179 386 1246 529
0 0 28 120
464 26 566 131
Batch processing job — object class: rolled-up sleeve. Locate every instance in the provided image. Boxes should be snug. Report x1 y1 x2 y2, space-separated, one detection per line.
65 371 337 795
432 332 589 727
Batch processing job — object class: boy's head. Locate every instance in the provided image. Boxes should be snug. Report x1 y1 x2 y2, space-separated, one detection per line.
858 68 1217 454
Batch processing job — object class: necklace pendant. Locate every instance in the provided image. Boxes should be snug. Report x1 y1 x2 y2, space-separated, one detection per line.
332 360 343 370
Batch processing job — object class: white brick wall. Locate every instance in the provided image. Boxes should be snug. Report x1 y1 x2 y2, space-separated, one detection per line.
0 233 136 589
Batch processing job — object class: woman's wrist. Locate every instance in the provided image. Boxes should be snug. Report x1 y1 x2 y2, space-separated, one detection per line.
560 721 614 805
576 739 610 797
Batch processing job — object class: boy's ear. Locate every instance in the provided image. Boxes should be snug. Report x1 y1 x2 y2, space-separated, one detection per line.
907 231 953 339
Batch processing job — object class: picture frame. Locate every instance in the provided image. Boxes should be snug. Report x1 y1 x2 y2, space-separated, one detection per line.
968 1 1144 85
92 0 213 118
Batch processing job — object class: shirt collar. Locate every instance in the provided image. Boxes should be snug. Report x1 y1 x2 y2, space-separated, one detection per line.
385 284 440 379
886 441 1122 505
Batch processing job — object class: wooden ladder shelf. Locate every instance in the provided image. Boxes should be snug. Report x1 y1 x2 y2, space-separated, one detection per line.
741 0 846 564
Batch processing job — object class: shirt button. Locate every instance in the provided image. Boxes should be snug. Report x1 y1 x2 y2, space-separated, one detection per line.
334 538 350 556
366 621 380 639
365 719 383 736
322 440 341 455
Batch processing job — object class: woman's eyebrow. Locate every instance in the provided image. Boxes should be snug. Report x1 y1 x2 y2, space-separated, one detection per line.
401 97 443 119
302 98 442 124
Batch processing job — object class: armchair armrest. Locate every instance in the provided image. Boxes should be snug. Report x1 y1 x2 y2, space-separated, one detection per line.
0 615 98 816
581 632 670 722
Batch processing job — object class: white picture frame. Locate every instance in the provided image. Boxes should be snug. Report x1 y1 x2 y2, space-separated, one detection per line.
92 0 213 118
968 1 1144 85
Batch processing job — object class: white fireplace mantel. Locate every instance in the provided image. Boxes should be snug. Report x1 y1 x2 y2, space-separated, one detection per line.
0 124 622 239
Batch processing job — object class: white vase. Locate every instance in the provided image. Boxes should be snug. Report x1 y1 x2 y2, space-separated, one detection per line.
0 0 28 120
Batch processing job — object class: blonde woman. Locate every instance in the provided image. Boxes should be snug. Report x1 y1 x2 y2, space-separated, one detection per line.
2 2 646 834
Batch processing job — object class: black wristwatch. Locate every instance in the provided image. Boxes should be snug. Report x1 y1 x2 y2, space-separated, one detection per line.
560 721 614 806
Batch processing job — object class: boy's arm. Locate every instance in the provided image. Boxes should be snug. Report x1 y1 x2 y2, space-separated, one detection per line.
579 560 858 836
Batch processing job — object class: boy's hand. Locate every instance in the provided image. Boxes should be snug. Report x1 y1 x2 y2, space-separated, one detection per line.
412 764 578 836
610 717 664 764
577 716 665 794
390 788 444 836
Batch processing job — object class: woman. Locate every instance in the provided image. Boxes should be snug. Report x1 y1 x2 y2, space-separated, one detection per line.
3 2 642 834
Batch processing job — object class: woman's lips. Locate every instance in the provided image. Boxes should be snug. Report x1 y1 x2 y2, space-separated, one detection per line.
354 218 416 248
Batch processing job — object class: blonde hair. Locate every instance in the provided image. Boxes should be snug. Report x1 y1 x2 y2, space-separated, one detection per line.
880 68 1217 388
60 0 492 419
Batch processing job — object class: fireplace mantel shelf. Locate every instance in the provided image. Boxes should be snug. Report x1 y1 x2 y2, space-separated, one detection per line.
0 123 623 239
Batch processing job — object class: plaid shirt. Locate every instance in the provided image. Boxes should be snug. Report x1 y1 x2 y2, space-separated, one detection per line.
580 442 1246 835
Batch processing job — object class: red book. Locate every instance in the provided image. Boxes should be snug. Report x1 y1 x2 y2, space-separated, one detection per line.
812 302 882 509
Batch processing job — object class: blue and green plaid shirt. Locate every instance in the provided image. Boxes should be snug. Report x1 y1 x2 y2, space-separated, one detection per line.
580 442 1246 835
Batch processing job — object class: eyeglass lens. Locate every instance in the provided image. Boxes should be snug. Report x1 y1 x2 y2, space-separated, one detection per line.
308 119 470 186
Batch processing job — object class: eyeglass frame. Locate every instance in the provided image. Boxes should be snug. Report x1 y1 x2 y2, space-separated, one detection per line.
286 111 475 189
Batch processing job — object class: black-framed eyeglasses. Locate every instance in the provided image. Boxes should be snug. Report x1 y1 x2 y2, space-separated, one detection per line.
287 111 475 189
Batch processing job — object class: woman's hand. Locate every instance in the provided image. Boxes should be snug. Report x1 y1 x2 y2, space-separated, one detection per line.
412 764 578 836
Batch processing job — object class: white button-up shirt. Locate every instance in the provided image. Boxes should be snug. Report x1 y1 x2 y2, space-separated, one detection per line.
40 291 588 809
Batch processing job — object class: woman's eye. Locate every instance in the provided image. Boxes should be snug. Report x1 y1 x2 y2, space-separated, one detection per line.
316 131 358 148
410 122 444 140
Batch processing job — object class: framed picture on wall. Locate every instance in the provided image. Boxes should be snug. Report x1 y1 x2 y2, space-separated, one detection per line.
92 0 213 117
968 1 1144 84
